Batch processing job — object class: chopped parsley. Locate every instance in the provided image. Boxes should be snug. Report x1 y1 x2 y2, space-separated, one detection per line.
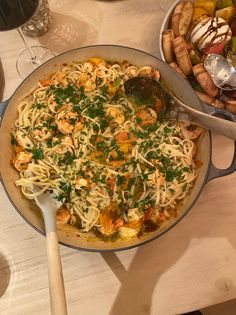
47 83 81 108
101 85 108 95
163 126 172 134
87 106 105 119
116 175 126 186
55 181 72 202
147 122 159 132
161 167 182 182
146 151 158 160
135 117 143 124
59 152 76 165
32 148 44 160
127 177 136 190
10 134 18 145
100 119 109 132
33 102 46 109
43 117 57 130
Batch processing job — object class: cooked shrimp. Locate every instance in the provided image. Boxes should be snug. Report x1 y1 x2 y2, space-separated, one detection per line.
136 108 157 126
88 57 105 66
105 107 125 124
115 131 137 143
57 206 70 226
83 62 94 73
84 79 96 92
107 160 126 168
52 71 67 86
54 136 74 154
107 82 119 95
114 218 124 229
119 226 140 239
13 151 32 171
100 212 114 235
74 121 83 131
40 79 53 87
78 73 89 85
33 128 53 141
119 143 132 153
127 208 143 222
125 66 138 78
77 72 96 91
55 109 79 134
16 130 34 150
143 207 154 221
149 208 160 221
58 104 73 112
48 95 57 113
49 98 73 115
180 122 203 140
75 177 88 190
138 66 160 80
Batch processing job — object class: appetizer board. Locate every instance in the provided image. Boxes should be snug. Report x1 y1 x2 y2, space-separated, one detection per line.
161 0 236 114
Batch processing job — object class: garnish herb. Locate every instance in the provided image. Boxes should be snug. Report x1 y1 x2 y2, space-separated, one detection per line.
32 148 44 160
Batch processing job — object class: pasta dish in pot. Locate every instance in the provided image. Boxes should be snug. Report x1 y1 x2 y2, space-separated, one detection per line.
11 57 203 242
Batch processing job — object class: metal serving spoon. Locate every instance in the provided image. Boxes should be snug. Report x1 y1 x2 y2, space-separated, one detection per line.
204 53 236 91
124 76 236 140
34 189 68 315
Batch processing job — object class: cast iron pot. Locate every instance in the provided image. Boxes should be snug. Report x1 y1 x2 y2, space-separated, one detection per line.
0 45 236 252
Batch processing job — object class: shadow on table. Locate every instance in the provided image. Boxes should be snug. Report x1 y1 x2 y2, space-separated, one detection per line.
101 174 236 315
101 226 187 315
0 253 11 298
38 12 98 54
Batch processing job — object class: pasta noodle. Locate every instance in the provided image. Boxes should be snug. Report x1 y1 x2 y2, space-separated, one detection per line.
11 57 203 242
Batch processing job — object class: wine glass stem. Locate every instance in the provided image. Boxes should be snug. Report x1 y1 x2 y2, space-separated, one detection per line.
17 28 38 65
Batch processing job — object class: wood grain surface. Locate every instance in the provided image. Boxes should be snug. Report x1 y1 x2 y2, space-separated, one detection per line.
1 1 236 315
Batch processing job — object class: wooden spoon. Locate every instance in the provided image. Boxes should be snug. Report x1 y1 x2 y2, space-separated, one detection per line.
124 76 236 140
34 189 68 315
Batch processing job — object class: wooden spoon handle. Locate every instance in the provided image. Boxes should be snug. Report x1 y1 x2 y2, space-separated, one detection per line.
174 97 236 140
46 231 68 315
45 216 68 315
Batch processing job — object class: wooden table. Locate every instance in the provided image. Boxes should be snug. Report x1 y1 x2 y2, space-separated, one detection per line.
1 1 236 314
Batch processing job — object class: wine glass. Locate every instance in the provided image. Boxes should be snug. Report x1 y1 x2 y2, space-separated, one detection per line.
0 0 54 78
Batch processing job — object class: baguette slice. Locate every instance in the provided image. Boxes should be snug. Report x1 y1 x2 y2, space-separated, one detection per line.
169 61 187 79
170 1 185 37
195 91 225 109
226 100 236 114
162 29 175 63
173 36 192 76
193 63 219 97
179 1 194 37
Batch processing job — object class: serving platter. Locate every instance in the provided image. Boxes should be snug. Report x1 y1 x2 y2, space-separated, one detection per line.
159 0 236 115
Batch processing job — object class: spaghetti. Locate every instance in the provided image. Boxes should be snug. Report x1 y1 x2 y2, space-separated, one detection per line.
11 57 202 242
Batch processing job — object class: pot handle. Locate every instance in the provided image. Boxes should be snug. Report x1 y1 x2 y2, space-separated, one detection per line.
203 104 236 182
0 99 9 122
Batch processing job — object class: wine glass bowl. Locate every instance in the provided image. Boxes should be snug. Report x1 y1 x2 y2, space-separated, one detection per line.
0 0 39 31
0 0 54 78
